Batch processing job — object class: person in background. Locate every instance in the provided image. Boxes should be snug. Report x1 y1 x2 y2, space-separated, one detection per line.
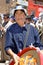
26 15 31 24
0 14 9 32
0 14 15 33
30 17 37 27
10 16 15 23
5 5 43 65
3 15 15 32
26 15 37 27
36 16 43 30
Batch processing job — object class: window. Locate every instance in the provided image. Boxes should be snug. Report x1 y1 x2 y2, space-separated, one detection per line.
24 0 28 1
6 0 10 4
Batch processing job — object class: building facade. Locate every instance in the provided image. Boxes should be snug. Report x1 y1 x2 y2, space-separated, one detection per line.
0 0 43 14
0 0 17 14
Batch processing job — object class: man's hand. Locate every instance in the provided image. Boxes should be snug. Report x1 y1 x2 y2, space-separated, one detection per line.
13 54 20 65
29 44 40 52
6 49 20 65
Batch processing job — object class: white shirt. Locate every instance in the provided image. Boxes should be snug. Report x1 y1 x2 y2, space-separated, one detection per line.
30 23 35 27
36 20 43 30
4 21 13 32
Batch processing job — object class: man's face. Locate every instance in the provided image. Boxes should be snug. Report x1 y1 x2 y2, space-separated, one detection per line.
14 10 26 27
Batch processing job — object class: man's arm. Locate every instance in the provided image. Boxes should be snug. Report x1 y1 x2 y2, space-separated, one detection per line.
5 29 20 63
6 48 20 62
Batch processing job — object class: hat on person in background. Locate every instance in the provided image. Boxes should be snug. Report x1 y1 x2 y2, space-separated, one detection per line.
32 17 38 24
10 16 15 20
26 15 32 21
3 14 9 18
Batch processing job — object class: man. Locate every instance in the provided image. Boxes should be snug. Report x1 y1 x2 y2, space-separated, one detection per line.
5 5 43 64
5 5 26 63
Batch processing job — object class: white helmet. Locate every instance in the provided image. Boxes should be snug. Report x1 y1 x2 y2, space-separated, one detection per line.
14 5 27 16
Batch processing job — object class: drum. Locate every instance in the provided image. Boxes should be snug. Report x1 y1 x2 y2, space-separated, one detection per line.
9 47 43 65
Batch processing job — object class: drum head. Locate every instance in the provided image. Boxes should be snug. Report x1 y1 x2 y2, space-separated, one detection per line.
9 47 40 65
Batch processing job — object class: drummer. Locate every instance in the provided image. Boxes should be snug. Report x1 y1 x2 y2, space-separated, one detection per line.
5 5 43 64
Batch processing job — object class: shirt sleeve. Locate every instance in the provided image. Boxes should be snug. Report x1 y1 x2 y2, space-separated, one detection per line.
4 29 17 53
4 28 21 54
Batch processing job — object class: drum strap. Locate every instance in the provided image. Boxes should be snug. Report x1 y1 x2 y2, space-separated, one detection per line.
23 24 30 49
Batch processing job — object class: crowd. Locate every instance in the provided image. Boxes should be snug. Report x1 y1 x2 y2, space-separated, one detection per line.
0 5 43 64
